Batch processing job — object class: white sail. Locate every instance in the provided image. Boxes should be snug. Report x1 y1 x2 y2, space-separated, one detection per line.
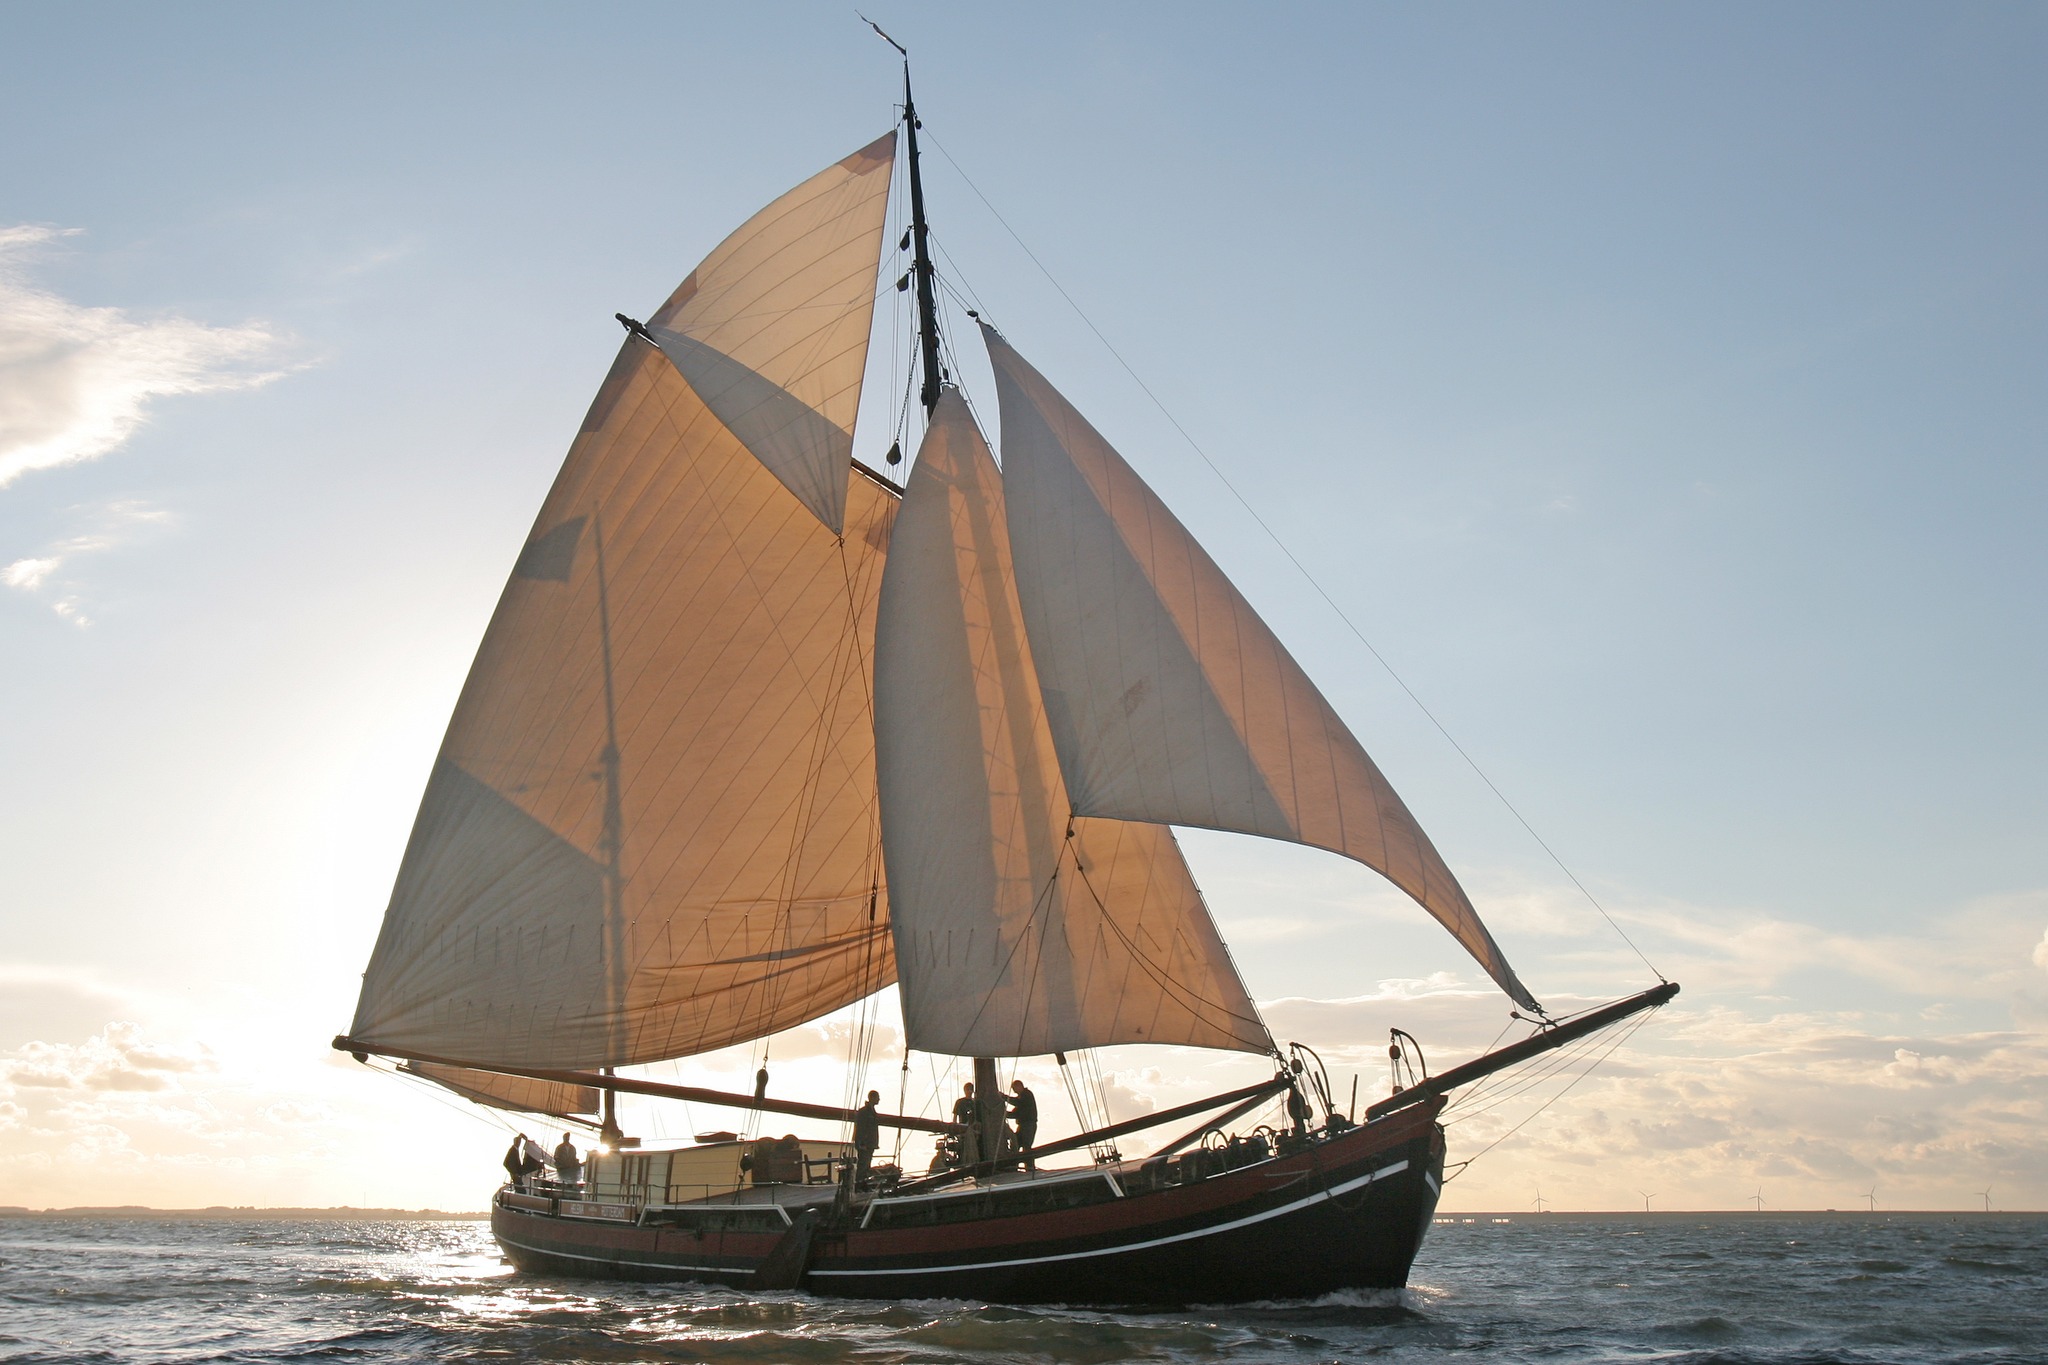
349 135 904 1070
982 327 1540 1012
873 391 1271 1058
646 131 897 535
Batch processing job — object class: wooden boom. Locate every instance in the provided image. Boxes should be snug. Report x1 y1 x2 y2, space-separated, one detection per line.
331 1036 954 1135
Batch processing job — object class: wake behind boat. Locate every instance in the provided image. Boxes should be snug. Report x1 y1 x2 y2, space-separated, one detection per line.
333 56 1675 1305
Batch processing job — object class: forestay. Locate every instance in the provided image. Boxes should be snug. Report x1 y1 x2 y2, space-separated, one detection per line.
873 392 1270 1058
349 139 903 1070
982 326 1540 1013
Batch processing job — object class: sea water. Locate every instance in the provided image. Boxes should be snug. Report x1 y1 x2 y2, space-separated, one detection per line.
2 1213 2042 1363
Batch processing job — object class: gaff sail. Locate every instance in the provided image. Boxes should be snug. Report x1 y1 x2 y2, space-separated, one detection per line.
347 137 902 1072
982 326 1539 1013
873 392 1270 1058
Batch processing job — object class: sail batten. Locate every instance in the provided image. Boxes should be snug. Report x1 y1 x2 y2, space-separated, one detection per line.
348 137 903 1072
982 326 1540 1013
874 392 1271 1058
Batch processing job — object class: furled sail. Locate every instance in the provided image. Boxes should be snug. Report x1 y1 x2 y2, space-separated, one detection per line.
874 391 1271 1058
646 131 897 535
349 139 903 1070
402 1062 600 1121
982 327 1540 1013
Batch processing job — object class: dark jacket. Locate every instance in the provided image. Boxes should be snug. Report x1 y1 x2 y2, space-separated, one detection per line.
1005 1085 1038 1128
853 1101 881 1151
553 1139 581 1175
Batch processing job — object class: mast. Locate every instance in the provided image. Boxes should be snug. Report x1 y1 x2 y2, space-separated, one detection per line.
901 64 944 415
593 514 626 1145
882 37 1010 1155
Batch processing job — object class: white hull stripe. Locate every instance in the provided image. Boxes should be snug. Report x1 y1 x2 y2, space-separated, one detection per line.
809 1160 1412 1278
497 1158 1412 1281
495 1226 733 1277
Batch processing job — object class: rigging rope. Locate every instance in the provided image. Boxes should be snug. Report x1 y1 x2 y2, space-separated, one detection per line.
920 131 1665 986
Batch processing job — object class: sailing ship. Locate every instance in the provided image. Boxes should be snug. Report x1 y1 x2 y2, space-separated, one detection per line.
333 65 1675 1305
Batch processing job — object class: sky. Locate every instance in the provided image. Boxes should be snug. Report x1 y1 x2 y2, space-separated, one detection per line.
1 3 2043 1215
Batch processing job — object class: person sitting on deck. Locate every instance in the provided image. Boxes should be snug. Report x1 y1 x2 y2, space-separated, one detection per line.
952 1082 981 1167
503 1134 528 1191
1006 1079 1039 1173
553 1132 582 1188
853 1090 881 1186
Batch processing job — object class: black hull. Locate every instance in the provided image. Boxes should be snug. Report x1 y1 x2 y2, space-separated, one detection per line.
491 1101 1446 1305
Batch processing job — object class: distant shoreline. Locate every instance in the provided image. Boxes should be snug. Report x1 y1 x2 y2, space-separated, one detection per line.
0 1206 487 1221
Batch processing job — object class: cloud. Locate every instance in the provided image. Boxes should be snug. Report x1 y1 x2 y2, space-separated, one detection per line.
2034 927 2048 973
0 1022 215 1093
0 225 288 487
2 497 176 627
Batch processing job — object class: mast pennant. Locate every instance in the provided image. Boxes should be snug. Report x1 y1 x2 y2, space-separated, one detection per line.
982 325 1542 1014
347 137 903 1073
874 391 1271 1058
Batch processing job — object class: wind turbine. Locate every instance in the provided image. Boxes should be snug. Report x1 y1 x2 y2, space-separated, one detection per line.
1980 1188 1993 1213
1534 1187 1551 1214
1750 1188 1764 1213
1863 1187 1877 1213
1640 1190 1656 1213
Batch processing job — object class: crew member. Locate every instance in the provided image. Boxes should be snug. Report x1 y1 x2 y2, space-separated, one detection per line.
553 1132 583 1187
853 1090 881 1186
952 1081 981 1167
519 1135 548 1189
503 1134 528 1191
1006 1079 1039 1172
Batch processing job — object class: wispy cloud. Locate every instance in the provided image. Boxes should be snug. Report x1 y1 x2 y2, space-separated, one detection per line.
0 225 289 488
2 498 175 627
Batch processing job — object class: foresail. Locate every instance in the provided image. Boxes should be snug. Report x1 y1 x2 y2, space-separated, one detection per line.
982 326 1541 1013
873 392 1271 1058
646 132 897 535
349 333 898 1070
403 1062 600 1121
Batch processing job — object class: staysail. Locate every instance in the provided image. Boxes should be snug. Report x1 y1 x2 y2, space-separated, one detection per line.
347 137 902 1072
982 327 1540 1013
874 392 1270 1058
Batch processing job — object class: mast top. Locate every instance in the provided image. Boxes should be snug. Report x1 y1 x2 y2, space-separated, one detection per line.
865 20 944 416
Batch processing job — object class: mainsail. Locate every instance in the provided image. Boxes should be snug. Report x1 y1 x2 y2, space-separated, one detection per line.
982 326 1540 1013
347 137 902 1072
874 392 1271 1058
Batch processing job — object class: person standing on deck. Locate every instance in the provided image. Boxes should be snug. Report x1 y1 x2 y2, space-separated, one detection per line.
952 1082 982 1167
553 1132 582 1187
853 1090 881 1186
503 1134 528 1190
1006 1079 1039 1172
519 1135 548 1189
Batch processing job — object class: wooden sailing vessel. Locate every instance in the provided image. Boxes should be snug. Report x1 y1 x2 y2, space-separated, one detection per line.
334 61 1675 1305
